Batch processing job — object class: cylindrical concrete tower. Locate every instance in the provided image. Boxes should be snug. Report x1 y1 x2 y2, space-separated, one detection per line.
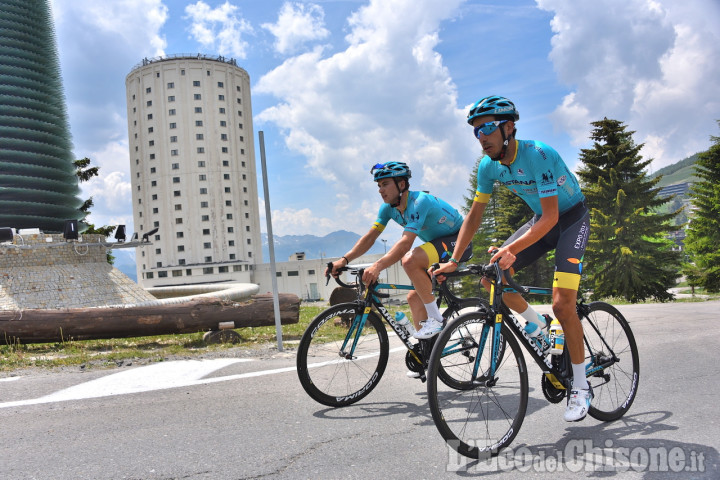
126 55 262 287
0 0 83 232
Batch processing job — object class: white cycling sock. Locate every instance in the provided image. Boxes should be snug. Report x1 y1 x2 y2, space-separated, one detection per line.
424 300 443 322
517 305 546 336
572 363 589 390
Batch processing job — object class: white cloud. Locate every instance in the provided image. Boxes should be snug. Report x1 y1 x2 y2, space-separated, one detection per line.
51 0 169 233
184 1 253 58
52 0 168 57
79 141 133 231
255 0 476 222
538 0 720 168
262 2 330 55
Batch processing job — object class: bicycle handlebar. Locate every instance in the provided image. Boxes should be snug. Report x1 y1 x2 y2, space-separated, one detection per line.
325 262 356 288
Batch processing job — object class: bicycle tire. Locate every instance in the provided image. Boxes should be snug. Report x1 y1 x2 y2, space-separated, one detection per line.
580 301 640 421
438 299 507 390
296 303 389 407
427 311 528 459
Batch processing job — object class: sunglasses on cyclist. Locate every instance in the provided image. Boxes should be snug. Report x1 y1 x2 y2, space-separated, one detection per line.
473 120 508 139
370 163 386 173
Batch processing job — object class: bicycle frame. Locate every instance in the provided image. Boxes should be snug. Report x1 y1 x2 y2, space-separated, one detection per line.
333 266 485 372
338 282 416 361
470 262 623 391
473 263 568 389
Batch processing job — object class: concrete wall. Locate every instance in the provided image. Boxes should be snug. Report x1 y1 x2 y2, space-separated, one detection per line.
253 254 412 303
0 234 157 310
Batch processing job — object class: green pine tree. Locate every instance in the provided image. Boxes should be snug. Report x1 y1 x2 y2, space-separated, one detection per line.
74 157 116 264
577 118 681 302
683 122 720 292
456 157 494 297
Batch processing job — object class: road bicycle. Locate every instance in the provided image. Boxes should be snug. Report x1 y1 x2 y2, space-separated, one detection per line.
296 263 491 407
426 260 640 459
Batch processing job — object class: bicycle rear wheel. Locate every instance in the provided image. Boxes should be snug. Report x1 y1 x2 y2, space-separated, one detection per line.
580 302 639 421
296 303 389 407
427 312 528 459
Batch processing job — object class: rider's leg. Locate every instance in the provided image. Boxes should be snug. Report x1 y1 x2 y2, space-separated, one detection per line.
552 285 588 389
402 247 436 330
481 274 543 327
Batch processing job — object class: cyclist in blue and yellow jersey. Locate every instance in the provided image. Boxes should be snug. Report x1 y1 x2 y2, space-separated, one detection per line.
433 96 593 422
326 161 472 346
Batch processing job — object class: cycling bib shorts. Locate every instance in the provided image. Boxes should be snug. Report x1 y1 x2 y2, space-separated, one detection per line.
502 200 590 291
419 233 473 268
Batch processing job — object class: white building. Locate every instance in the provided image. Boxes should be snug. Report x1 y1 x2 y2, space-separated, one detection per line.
125 55 412 302
125 55 262 287
252 252 412 303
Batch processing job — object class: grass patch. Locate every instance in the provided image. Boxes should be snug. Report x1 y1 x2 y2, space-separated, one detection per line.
3 292 717 373
0 304 334 372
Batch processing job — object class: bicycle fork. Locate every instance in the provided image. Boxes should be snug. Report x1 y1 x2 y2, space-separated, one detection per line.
339 304 372 360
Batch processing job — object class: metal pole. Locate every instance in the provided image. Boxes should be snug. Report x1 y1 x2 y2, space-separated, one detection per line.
258 131 283 352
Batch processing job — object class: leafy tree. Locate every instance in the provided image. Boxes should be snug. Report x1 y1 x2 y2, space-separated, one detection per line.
683 122 720 292
577 118 681 302
74 157 116 262
456 157 492 298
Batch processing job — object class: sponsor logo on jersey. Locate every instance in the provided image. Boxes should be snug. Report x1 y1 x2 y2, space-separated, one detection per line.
557 174 567 186
540 170 555 186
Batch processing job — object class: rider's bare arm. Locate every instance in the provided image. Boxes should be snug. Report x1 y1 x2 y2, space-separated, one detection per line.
433 201 487 277
326 228 381 277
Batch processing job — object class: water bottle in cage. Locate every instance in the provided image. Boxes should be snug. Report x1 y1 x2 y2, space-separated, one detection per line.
549 318 565 355
395 311 416 336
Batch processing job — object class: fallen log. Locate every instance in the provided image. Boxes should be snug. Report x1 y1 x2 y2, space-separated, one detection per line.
0 293 300 345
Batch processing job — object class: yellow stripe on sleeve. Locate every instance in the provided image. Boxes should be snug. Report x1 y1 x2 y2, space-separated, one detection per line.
372 221 386 232
473 191 491 203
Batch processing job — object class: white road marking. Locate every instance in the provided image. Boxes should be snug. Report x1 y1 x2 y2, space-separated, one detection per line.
0 347 408 409
0 377 22 383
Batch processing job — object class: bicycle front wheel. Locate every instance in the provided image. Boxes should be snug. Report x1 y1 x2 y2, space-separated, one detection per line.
581 302 640 421
427 312 528 459
296 303 389 407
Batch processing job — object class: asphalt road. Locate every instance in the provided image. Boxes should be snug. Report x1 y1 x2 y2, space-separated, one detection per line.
1 300 718 479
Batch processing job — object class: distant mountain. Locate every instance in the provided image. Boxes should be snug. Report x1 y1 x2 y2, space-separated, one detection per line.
112 249 138 282
110 231 381 280
261 230 385 262
651 153 700 187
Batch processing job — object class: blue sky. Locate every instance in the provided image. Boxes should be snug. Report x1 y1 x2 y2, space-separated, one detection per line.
50 0 720 250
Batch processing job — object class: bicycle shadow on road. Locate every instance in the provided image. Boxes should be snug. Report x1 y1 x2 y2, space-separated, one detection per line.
451 410 718 478
311 400 432 421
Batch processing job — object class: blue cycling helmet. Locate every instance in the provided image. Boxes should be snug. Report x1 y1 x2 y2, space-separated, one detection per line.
371 161 412 181
467 96 520 125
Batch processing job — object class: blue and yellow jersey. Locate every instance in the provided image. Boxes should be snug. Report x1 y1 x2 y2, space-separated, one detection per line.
474 140 585 215
372 191 463 242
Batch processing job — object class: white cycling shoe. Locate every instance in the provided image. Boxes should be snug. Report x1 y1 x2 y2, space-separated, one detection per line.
413 318 443 339
564 388 593 422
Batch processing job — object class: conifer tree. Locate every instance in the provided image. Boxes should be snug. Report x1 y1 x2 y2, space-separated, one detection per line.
683 122 720 292
456 157 496 297
577 118 681 302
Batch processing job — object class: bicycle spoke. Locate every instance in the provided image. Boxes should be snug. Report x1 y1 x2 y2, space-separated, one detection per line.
297 304 389 407
582 302 640 421
428 312 527 458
